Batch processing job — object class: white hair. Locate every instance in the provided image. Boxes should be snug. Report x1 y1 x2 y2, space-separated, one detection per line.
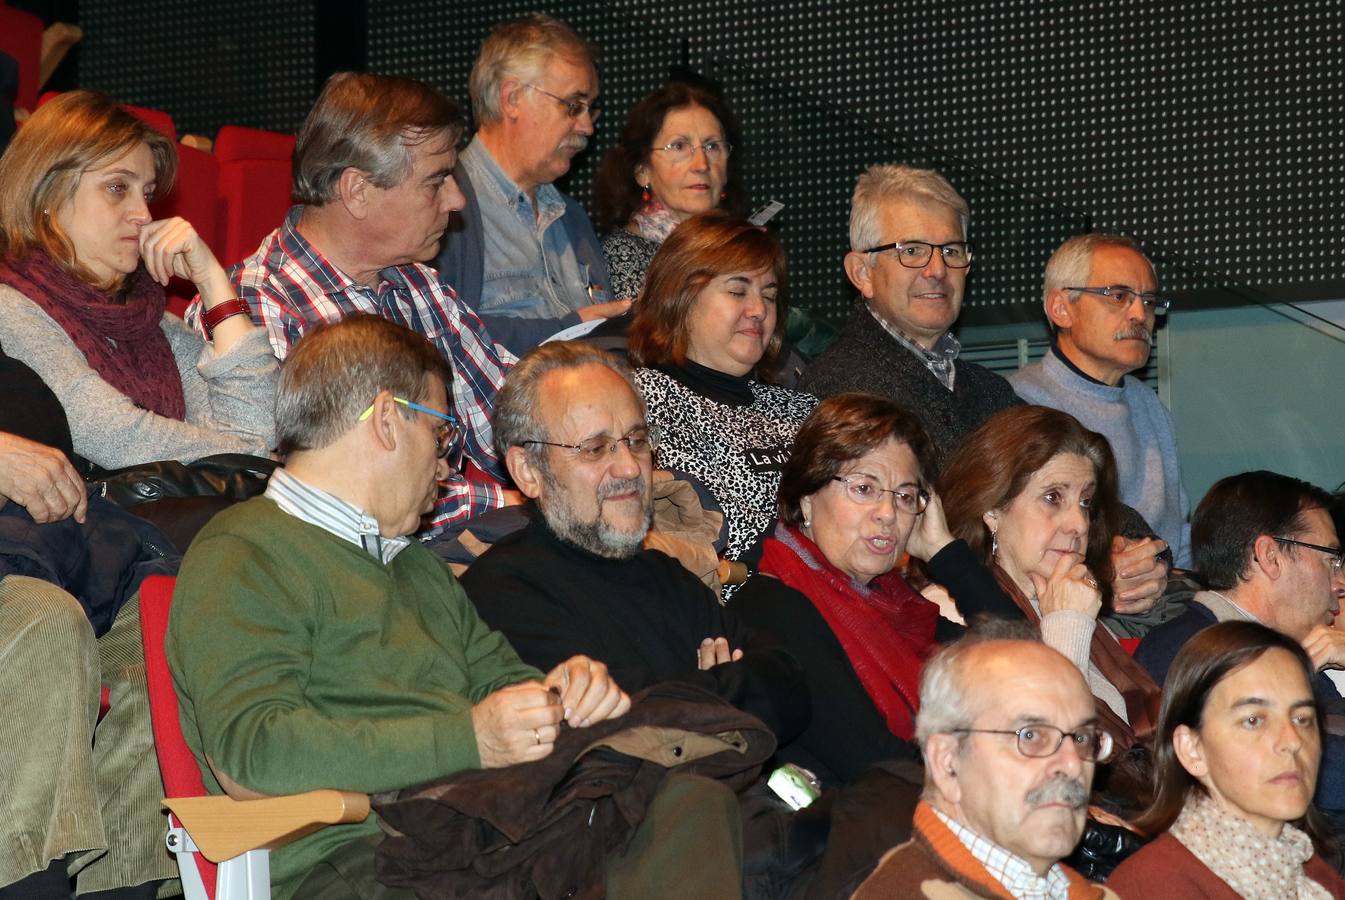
849 164 969 252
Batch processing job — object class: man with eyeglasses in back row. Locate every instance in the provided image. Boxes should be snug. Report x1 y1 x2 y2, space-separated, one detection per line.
435 14 631 356
1011 234 1192 571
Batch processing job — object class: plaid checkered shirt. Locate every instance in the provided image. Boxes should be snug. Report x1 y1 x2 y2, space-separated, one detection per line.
931 807 1072 900
185 206 516 533
867 305 962 391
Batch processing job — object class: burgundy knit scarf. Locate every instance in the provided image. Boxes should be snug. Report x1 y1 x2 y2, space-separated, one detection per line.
0 250 185 420
759 524 940 741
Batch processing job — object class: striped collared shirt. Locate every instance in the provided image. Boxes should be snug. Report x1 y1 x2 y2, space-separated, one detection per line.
264 468 410 565
931 807 1071 900
185 205 514 533
868 305 962 391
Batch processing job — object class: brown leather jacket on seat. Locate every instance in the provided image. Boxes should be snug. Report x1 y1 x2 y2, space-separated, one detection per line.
373 682 775 900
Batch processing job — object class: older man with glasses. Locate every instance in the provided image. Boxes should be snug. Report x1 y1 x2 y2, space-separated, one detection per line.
801 164 1023 468
435 14 631 355
852 622 1120 900
1011 234 1191 578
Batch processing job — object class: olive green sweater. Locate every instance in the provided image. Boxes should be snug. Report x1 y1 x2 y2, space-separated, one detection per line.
167 496 541 900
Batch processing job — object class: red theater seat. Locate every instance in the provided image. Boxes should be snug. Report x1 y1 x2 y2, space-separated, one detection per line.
214 125 296 266
0 5 43 112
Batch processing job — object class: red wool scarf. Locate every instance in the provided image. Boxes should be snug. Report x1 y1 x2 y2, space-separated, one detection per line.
758 525 940 740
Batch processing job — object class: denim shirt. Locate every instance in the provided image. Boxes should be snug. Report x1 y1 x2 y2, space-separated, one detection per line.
460 137 596 320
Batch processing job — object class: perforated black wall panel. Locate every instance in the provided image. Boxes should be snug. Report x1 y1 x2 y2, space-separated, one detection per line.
77 0 316 137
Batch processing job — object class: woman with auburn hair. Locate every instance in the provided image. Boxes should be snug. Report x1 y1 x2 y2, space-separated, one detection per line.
938 405 1161 749
0 90 276 472
1110 621 1345 898
733 393 1020 785
630 211 816 587
592 80 746 302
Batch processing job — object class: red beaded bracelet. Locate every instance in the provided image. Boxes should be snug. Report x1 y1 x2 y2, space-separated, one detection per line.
201 298 252 339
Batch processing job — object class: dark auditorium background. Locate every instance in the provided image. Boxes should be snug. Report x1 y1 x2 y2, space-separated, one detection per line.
37 0 1345 499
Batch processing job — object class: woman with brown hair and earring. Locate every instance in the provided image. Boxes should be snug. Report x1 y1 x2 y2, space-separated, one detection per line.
1110 621 1345 898
939 404 1161 751
592 81 746 303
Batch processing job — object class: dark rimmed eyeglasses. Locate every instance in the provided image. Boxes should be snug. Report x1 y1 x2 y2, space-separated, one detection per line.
1275 537 1345 572
1065 285 1171 315
951 724 1114 762
831 474 929 515
862 240 974 269
358 396 461 460
521 428 660 463
523 83 602 121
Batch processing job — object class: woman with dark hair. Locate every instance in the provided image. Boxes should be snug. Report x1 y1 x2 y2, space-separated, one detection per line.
939 405 1161 749
592 81 745 302
1109 621 1345 898
0 90 276 471
733 392 1020 785
630 211 816 583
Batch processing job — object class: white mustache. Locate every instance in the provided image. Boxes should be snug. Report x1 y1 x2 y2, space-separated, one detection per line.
598 477 645 501
565 136 589 153
1025 776 1089 810
1114 326 1152 342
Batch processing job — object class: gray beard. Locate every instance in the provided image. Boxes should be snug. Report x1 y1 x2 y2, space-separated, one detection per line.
540 472 651 560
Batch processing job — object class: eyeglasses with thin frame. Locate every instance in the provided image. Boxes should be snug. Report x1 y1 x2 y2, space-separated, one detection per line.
651 138 733 165
522 83 602 121
521 427 660 463
1275 536 1345 573
1065 285 1171 315
831 474 929 515
358 396 461 460
862 240 974 269
951 724 1114 763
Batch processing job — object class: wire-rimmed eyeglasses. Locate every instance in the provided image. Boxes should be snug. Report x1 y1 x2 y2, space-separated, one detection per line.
358 396 460 459
831 474 929 515
651 138 733 165
862 240 974 269
1065 285 1171 315
1275 537 1345 572
523 83 602 121
521 427 660 463
951 724 1114 763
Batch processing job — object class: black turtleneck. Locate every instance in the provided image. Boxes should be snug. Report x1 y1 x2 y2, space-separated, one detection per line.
459 514 809 744
657 358 755 407
1050 336 1110 387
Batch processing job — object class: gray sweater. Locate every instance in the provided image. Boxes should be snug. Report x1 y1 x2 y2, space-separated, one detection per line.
0 285 277 469
1011 348 1191 567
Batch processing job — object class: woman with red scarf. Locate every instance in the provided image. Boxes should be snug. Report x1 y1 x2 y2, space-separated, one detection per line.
0 90 276 472
732 392 1022 787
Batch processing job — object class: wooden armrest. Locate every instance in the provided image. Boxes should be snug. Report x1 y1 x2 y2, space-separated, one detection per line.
162 790 370 863
180 134 213 152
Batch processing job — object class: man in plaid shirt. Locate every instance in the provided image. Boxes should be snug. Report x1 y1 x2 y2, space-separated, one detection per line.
188 72 519 533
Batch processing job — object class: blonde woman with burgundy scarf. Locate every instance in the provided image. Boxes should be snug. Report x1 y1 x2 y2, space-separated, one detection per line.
732 392 1021 788
0 90 276 472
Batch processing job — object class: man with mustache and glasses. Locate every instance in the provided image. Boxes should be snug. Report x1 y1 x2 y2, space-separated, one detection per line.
435 15 630 356
853 622 1119 899
461 340 807 747
1012 234 1191 577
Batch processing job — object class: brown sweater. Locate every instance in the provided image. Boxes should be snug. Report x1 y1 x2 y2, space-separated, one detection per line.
851 802 1117 899
1108 833 1345 899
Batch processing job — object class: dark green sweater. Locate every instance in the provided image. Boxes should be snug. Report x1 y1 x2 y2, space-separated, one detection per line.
167 496 541 899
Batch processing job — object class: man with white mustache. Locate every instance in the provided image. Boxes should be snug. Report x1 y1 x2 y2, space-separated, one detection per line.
853 623 1119 899
1011 234 1191 570
436 14 630 355
461 341 807 744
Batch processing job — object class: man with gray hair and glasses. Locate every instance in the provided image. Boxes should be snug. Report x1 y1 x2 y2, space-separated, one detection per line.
435 14 630 354
801 164 1022 468
852 621 1119 899
186 71 519 535
1011 234 1190 571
